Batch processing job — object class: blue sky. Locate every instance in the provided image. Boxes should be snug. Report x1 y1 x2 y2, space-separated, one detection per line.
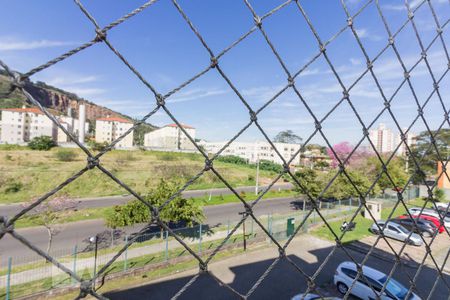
1 0 450 147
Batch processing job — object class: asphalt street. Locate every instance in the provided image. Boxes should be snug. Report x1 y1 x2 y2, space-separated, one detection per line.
0 183 293 217
0 194 300 262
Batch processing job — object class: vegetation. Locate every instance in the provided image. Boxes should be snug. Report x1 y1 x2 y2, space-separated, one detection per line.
54 149 78 162
22 196 76 253
292 169 321 198
273 130 302 144
105 179 205 229
28 136 56 150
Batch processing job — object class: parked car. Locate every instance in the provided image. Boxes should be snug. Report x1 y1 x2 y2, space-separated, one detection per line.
370 221 423 246
334 261 421 300
391 217 437 237
408 207 450 228
435 202 450 211
409 214 445 233
291 293 341 300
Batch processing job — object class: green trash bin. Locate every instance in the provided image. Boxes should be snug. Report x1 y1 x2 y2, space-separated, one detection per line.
287 217 295 237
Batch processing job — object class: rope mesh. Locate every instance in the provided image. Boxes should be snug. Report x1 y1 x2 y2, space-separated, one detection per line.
1 0 450 299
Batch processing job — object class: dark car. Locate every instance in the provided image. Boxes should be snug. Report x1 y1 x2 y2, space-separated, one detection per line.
390 217 437 237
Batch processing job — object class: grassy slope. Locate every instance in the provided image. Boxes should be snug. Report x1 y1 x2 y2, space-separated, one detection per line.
0 146 281 204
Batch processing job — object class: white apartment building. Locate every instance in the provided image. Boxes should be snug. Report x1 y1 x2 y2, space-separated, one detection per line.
144 123 196 151
57 115 89 143
369 123 415 155
199 140 302 166
95 117 134 148
0 107 57 144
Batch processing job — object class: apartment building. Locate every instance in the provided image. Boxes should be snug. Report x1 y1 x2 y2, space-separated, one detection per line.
0 107 57 144
199 140 302 166
369 123 415 155
144 123 196 151
95 116 134 148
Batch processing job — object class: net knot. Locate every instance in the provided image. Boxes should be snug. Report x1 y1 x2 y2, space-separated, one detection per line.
314 120 322 130
404 71 410 79
87 157 99 169
384 101 390 109
437 27 443 34
283 163 290 173
287 76 295 87
397 193 403 201
254 15 262 28
347 17 353 27
156 94 165 107
366 61 373 69
408 11 414 19
12 72 25 88
359 196 366 205
210 56 218 68
204 159 213 171
249 110 257 122
79 280 92 298
421 51 427 58
319 43 326 53
388 36 394 45
362 127 369 137
199 262 208 273
342 90 349 99
417 107 423 116
278 247 285 258
433 82 439 89
95 29 107 42
0 216 13 239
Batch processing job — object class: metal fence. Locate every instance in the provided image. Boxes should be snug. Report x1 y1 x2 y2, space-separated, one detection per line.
1 0 450 299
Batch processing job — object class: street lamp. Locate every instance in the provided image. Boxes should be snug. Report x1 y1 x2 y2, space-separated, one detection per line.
89 235 99 291
238 211 247 251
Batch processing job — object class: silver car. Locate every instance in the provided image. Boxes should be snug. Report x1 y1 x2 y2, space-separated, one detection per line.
370 220 423 246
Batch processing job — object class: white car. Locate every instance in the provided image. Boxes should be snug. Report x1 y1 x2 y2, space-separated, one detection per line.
291 293 340 300
408 207 450 228
334 261 421 300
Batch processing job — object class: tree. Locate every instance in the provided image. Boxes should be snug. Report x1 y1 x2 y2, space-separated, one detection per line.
105 179 205 231
315 160 329 171
326 142 371 168
321 170 377 200
409 128 450 183
292 169 322 199
28 136 56 150
273 130 302 144
370 156 409 194
23 196 76 254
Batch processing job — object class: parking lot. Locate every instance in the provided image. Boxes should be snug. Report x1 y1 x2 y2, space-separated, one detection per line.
105 234 449 300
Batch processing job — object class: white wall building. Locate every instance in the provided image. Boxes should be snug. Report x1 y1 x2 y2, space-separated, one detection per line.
0 107 57 144
144 123 196 151
95 117 134 148
199 140 302 166
369 123 415 155
57 115 89 144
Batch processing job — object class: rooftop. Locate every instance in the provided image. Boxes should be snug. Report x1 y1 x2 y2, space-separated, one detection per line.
165 123 195 129
97 117 133 124
1 107 44 115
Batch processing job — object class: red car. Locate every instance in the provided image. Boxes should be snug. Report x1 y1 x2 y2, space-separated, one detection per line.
399 214 445 233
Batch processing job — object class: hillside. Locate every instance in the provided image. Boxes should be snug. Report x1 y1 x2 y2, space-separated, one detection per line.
0 70 156 144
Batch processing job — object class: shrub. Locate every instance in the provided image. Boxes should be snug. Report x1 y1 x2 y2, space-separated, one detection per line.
55 149 77 162
258 159 283 173
28 136 56 150
5 181 23 193
217 155 248 165
4 154 13 161
89 141 109 152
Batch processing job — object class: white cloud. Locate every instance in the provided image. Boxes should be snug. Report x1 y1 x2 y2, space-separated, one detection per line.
241 85 285 101
46 75 99 86
350 58 362 66
168 88 228 103
355 28 383 42
63 87 106 97
0 38 77 51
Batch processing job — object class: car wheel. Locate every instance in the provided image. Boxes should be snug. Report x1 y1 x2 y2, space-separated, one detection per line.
370 228 379 235
423 231 432 238
337 282 349 295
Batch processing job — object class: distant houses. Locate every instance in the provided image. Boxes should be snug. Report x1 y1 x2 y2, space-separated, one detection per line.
0 106 88 145
95 116 134 148
144 123 196 151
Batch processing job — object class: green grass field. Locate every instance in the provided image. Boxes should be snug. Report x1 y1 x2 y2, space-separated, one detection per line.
0 146 281 204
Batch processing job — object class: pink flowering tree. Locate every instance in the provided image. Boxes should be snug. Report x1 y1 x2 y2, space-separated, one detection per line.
23 196 76 254
327 142 372 169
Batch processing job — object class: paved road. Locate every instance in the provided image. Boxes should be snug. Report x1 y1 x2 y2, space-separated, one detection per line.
0 195 302 263
0 183 293 217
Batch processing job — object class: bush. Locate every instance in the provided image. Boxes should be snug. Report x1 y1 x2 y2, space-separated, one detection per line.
89 141 109 152
5 181 23 193
4 154 13 161
217 155 248 165
28 136 56 150
258 160 283 173
55 149 77 162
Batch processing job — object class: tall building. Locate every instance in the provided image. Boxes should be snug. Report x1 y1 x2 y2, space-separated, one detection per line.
369 123 415 155
144 123 196 151
369 123 394 153
95 116 134 148
199 140 302 166
0 107 57 144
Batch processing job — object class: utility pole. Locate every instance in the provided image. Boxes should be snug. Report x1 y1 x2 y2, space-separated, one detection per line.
255 158 260 195
238 211 247 251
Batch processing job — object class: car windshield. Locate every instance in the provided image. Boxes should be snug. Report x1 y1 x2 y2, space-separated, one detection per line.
396 225 409 233
379 276 408 299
